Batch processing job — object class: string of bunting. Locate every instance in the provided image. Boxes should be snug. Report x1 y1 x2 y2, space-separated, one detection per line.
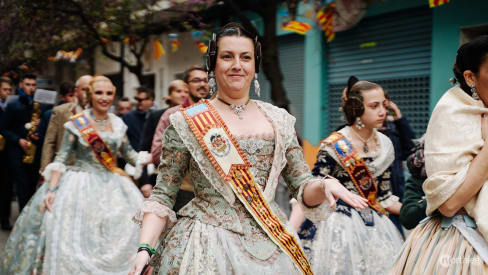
429 0 449 7
153 39 165 60
282 20 312 35
316 2 336 42
49 48 83 62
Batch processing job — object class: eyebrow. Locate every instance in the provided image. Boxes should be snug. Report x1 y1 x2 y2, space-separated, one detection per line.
219 50 252 55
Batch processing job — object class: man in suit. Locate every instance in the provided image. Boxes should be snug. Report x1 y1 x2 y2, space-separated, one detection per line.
40 75 92 173
0 77 14 230
122 87 155 152
138 80 189 197
0 74 50 211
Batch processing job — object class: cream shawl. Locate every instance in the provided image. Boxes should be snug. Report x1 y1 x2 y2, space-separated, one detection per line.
424 86 488 241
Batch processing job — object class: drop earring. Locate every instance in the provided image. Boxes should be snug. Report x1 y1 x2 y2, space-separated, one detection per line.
471 85 479 100
355 117 365 130
208 71 216 96
254 73 260 97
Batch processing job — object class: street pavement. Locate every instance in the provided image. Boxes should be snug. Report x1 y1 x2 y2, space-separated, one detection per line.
0 202 19 259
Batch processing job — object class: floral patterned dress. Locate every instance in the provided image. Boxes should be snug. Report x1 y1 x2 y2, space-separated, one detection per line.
134 100 331 275
298 127 404 275
1 110 144 275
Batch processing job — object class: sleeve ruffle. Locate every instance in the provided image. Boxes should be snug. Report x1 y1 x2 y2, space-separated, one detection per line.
42 162 66 183
125 151 152 179
132 200 177 228
296 178 334 222
380 194 399 209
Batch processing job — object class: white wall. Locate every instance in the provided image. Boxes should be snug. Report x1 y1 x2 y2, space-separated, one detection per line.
95 32 205 108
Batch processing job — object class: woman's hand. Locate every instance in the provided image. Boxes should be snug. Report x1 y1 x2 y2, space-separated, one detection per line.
43 191 56 212
323 178 368 209
128 252 150 275
482 113 488 142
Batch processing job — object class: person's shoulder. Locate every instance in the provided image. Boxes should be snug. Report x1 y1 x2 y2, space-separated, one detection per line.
163 105 182 117
52 102 75 113
150 108 166 118
254 100 295 123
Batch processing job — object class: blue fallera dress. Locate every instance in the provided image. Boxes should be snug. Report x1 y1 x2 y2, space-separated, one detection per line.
1 111 144 275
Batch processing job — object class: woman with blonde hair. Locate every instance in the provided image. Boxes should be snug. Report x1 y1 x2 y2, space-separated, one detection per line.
2 75 150 274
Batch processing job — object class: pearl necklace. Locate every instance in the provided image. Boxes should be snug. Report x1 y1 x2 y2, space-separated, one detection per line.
350 127 376 153
90 110 109 127
217 97 251 119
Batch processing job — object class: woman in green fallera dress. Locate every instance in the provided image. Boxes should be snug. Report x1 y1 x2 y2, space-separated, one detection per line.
129 23 368 275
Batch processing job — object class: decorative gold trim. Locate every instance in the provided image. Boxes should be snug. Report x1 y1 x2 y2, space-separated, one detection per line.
180 100 313 275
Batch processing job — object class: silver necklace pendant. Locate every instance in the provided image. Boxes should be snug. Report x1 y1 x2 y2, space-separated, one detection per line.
363 143 369 153
230 104 246 119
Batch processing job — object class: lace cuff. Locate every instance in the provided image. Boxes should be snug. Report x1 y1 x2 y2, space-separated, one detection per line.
132 200 177 228
42 162 66 183
125 151 152 179
380 195 399 209
297 178 334 222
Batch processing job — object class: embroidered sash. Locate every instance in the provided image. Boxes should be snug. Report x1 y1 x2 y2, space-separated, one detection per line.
325 132 386 215
71 113 128 178
180 101 313 275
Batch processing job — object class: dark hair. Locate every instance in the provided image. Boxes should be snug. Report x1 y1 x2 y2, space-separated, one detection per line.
342 76 385 125
119 96 130 103
0 76 13 87
206 22 262 73
59 82 75 96
136 86 155 99
21 73 37 81
183 65 207 84
453 35 488 95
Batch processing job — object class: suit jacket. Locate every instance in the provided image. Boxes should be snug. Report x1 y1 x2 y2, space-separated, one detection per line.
40 102 82 172
0 97 50 154
140 108 166 152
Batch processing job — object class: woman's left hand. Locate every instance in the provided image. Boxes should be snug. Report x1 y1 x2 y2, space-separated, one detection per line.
323 178 369 209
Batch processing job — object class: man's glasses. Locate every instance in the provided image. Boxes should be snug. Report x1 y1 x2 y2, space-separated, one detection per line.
189 78 208 84
134 97 148 102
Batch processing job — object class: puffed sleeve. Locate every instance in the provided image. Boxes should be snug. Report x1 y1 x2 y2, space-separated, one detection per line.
133 125 191 228
41 127 76 182
375 166 399 208
119 134 139 166
282 137 334 222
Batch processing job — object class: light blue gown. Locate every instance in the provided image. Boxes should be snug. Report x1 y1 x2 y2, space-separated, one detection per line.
1 110 143 275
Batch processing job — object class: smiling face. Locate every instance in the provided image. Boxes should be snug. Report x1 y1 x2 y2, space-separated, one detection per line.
90 80 115 114
358 88 387 129
214 36 255 99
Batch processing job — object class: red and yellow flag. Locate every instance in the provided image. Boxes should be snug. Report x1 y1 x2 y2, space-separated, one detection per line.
282 20 312 35
429 0 449 7
153 39 165 60
196 42 208 54
316 2 336 42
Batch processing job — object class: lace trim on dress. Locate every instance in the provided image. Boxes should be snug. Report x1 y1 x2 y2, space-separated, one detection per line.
132 200 177 228
379 195 399 209
234 133 275 141
42 162 66 182
297 178 334 222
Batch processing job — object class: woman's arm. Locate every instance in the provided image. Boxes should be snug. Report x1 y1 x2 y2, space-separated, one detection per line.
439 144 488 216
283 138 367 218
439 114 488 217
42 127 76 211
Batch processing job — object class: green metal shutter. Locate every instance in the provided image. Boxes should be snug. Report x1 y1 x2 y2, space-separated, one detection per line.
253 34 305 135
326 7 432 136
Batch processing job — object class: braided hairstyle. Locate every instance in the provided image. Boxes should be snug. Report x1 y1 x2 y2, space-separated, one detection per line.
342 76 385 126
452 35 488 95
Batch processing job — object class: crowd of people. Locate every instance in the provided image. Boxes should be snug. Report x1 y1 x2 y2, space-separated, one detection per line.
0 22 487 275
